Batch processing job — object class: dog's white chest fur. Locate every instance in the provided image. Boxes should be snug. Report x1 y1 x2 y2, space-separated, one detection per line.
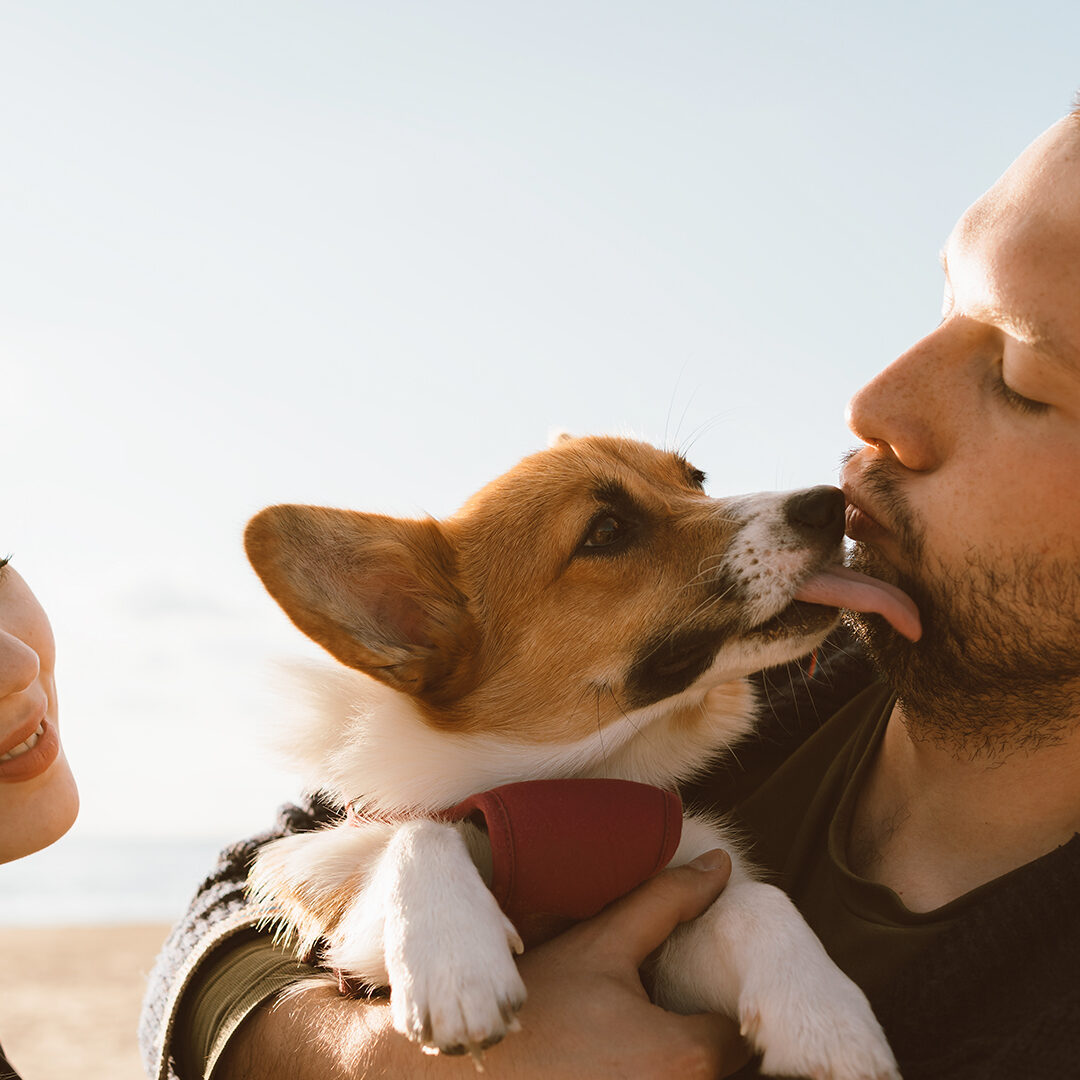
252 670 898 1079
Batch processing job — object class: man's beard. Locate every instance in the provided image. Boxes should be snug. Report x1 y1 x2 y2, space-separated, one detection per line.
844 464 1080 760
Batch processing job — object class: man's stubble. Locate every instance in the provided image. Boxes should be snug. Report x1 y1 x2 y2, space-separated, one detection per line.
844 464 1080 760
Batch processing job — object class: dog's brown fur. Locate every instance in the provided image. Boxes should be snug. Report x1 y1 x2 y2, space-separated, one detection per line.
247 435 765 743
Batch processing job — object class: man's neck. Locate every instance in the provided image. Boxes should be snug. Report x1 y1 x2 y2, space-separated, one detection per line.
848 701 1080 913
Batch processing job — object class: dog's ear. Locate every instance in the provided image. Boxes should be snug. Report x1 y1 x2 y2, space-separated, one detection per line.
245 505 479 704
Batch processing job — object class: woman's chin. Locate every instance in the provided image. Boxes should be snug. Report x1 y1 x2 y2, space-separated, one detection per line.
0 751 80 864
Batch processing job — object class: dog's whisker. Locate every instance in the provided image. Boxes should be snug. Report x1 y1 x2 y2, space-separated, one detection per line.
666 583 738 636
757 668 780 724
685 555 727 582
677 412 733 459
594 688 608 770
704 699 746 772
785 664 801 720
681 559 736 591
794 656 817 714
633 589 733 668
671 390 698 451
605 686 653 751
664 364 692 450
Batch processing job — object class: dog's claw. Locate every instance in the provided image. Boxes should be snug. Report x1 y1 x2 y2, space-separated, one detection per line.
388 931 527 1063
742 981 900 1080
499 998 522 1027
387 866 528 1059
739 1009 761 1040
507 926 524 955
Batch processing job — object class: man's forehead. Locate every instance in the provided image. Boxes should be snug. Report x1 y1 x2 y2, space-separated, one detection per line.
942 117 1080 376
952 124 1080 239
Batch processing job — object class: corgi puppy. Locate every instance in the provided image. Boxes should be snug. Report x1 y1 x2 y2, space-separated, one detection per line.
245 434 918 1079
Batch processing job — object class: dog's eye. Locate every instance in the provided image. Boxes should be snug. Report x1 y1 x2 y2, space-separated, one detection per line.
582 515 625 550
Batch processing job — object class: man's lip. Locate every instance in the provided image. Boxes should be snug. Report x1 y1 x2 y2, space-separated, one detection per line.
845 501 889 543
842 484 892 544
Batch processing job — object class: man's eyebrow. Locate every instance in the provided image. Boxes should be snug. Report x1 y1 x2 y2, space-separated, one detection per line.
939 248 1079 373
982 306 1080 373
1012 319 1080 373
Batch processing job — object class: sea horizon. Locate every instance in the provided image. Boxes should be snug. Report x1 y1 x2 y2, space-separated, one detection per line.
0 832 233 927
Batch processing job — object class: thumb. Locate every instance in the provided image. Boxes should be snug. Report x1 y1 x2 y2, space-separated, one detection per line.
591 849 732 967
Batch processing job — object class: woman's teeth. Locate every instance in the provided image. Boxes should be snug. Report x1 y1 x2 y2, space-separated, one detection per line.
1 722 45 762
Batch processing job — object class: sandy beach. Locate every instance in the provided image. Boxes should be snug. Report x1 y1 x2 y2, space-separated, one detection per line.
0 923 171 1080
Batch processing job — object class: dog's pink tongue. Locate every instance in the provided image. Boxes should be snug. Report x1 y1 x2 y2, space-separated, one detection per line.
795 565 922 641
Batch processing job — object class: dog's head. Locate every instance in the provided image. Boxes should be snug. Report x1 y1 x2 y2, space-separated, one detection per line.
246 435 880 753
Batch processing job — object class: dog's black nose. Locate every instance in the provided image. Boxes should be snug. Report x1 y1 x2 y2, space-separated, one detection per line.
783 486 846 544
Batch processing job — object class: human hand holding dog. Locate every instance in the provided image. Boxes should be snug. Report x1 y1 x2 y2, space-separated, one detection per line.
215 849 750 1079
505 847 751 1078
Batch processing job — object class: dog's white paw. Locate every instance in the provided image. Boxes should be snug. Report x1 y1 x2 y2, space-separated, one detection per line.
740 964 900 1080
388 894 527 1058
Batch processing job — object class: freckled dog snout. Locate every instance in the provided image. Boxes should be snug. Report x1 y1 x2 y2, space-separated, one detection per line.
783 486 846 544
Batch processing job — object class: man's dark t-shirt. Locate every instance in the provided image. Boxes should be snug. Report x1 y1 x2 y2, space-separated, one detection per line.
734 681 1006 1004
692 660 1080 1080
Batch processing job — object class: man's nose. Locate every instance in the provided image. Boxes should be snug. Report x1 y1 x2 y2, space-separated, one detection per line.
846 330 950 472
0 629 39 699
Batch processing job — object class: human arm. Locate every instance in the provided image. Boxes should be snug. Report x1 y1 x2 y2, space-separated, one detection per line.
214 850 750 1080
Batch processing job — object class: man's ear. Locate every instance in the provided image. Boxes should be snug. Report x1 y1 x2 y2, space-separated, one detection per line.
244 505 480 704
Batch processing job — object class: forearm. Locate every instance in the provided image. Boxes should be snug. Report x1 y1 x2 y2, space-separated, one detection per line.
214 983 479 1080
215 981 741 1080
214 952 746 1080
214 854 749 1080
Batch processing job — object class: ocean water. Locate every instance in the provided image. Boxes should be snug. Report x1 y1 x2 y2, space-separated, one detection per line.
0 834 230 926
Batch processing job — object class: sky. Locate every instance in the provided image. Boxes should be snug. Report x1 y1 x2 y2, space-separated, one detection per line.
2 1 1078 841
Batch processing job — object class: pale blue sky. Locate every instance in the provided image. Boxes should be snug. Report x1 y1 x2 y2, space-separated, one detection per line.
3 1 1077 838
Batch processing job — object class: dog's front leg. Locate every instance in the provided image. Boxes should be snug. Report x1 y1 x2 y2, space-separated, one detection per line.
651 874 899 1080
337 818 526 1058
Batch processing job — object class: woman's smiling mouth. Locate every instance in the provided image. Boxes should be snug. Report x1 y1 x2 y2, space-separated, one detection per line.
1 719 46 761
0 714 59 782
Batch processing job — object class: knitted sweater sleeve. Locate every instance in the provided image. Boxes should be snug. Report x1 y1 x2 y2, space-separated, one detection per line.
137 797 338 1080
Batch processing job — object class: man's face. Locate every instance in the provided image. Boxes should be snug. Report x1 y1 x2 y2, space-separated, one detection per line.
842 116 1080 756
